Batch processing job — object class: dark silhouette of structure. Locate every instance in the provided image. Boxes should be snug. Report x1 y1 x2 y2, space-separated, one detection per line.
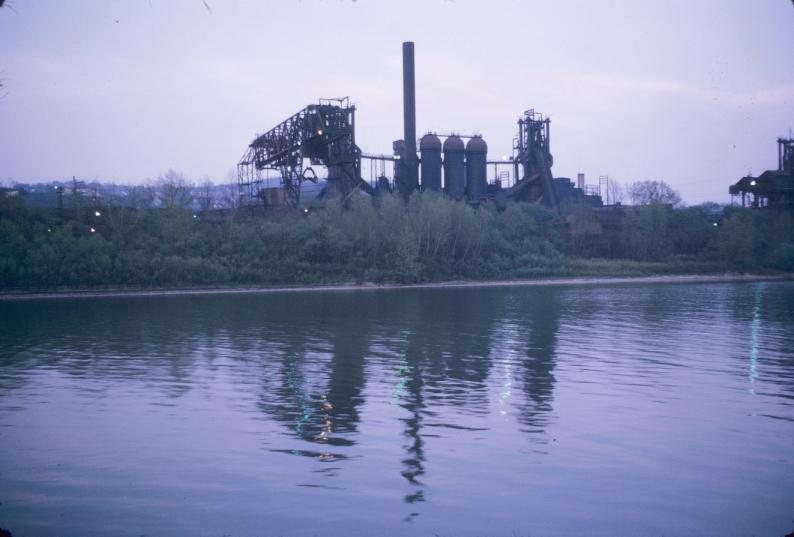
508 109 560 209
237 42 601 210
237 98 373 208
395 41 419 199
730 137 794 208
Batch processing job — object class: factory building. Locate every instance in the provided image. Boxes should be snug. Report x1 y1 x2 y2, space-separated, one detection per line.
730 138 794 208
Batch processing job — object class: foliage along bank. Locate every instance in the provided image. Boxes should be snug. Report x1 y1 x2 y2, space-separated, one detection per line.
0 192 792 290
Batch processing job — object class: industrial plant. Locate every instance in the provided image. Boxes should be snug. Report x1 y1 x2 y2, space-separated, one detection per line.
237 42 603 212
730 137 794 209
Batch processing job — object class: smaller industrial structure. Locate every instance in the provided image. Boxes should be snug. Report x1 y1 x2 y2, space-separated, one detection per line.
730 137 794 208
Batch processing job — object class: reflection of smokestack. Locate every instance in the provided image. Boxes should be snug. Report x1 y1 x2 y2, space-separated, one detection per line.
402 41 418 187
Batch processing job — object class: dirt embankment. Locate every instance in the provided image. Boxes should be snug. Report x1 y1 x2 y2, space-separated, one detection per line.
1 273 791 301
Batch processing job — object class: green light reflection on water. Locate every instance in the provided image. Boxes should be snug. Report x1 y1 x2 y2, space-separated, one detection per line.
749 282 765 395
391 359 409 405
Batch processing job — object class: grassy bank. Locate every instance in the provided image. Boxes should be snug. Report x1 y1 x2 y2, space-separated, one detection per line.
1 192 792 291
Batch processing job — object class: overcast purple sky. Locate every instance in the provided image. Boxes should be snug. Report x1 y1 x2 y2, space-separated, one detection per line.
1 0 792 203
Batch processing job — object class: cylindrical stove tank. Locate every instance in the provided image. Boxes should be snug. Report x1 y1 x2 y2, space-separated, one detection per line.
420 133 442 192
443 135 465 199
466 136 488 203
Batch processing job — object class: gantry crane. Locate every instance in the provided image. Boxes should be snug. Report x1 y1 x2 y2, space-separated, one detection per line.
238 98 374 208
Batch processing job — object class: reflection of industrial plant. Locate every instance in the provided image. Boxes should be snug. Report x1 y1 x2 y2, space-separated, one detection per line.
237 42 603 211
241 289 561 510
510 288 559 434
1 289 563 510
256 294 373 460
388 289 500 506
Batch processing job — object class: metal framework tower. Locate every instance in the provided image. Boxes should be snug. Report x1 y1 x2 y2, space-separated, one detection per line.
508 109 560 210
599 175 610 205
237 97 373 208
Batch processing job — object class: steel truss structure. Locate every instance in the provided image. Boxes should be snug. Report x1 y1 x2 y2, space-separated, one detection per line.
508 109 560 210
238 98 373 208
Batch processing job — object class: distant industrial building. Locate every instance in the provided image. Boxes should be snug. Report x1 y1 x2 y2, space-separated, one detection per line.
730 138 794 208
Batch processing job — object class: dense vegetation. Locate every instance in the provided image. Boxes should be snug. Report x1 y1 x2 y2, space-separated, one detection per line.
0 191 792 290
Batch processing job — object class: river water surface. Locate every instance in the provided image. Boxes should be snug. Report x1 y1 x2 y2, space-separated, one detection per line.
1 281 792 536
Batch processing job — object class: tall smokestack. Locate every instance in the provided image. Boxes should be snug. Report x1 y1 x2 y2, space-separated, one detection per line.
402 41 418 189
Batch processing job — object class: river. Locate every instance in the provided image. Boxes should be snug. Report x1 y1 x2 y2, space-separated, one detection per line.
0 281 792 536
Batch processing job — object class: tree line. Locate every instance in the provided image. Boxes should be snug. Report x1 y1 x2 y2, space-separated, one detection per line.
4 170 239 211
0 180 792 289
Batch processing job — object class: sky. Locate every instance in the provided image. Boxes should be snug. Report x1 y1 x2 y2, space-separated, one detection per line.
0 0 792 204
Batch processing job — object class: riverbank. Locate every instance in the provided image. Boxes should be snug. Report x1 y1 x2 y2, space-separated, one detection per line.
1 273 790 301
4 195 794 290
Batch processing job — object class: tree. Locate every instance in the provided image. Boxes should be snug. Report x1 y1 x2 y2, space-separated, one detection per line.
623 203 674 260
217 169 239 209
198 177 214 211
718 209 758 269
157 169 193 210
130 183 157 210
627 180 681 206
607 178 624 205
